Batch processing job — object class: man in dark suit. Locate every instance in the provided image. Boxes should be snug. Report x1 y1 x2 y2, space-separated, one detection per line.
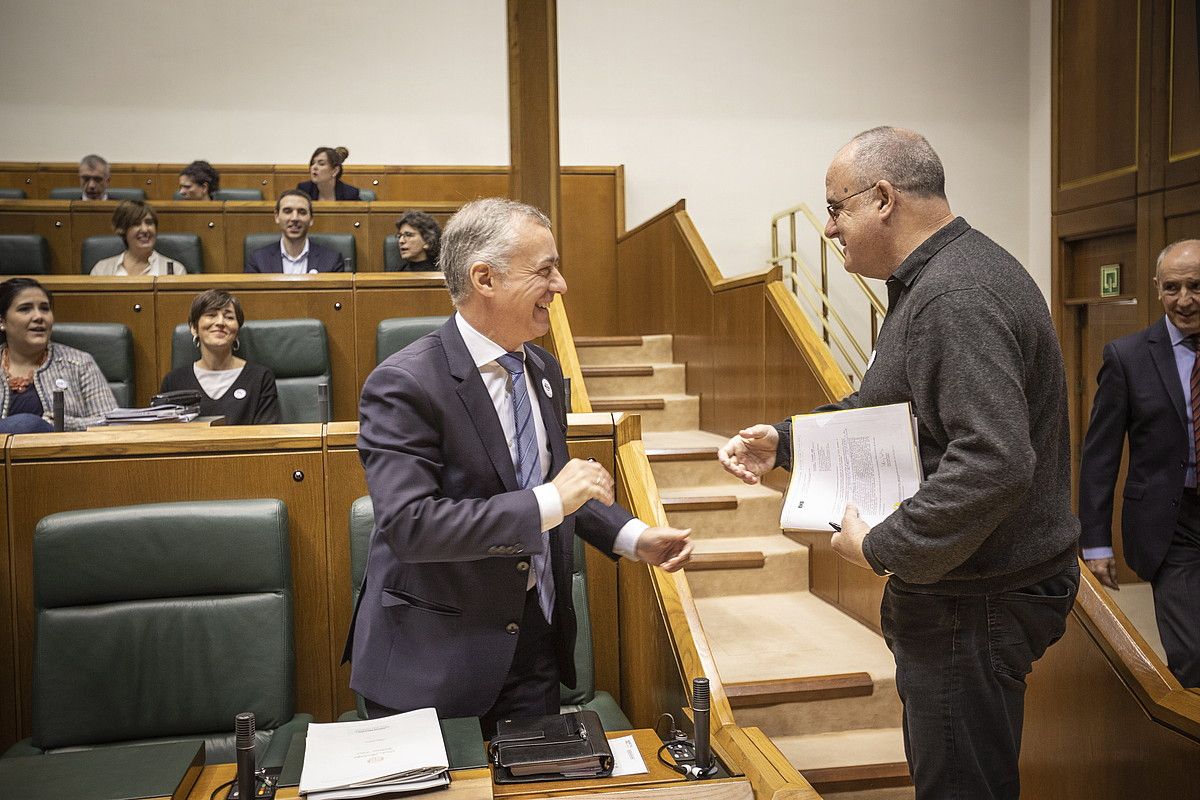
346 197 692 732
244 189 346 273
1080 239 1200 687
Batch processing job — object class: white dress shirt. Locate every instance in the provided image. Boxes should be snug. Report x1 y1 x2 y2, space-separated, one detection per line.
280 238 311 274
454 313 646 574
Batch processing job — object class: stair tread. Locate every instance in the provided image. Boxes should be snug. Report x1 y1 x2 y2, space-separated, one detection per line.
643 429 732 449
771 727 908 773
695 591 896 684
690 534 805 555
659 483 780 501
589 392 698 402
574 335 647 346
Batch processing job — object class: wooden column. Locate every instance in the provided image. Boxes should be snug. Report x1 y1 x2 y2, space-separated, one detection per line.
507 0 561 232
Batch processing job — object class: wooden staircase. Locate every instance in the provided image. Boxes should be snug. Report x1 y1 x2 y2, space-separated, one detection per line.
577 334 914 799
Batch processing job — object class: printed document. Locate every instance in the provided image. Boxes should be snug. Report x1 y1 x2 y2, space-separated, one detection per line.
781 402 922 530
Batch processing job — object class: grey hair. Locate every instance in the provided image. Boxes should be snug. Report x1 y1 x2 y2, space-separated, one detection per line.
440 197 551 306
1156 239 1200 274
80 154 110 176
847 126 945 199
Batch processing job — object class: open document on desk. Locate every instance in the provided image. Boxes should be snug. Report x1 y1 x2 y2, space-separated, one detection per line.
781 402 923 530
299 707 449 799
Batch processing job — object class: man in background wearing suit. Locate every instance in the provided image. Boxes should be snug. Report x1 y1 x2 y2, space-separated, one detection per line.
244 189 346 273
1080 239 1200 687
346 197 692 733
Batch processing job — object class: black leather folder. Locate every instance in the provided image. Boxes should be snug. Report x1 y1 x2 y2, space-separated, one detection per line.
0 740 204 800
489 709 613 783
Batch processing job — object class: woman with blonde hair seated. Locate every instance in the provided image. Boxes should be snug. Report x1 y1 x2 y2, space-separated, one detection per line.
159 289 280 425
90 200 189 275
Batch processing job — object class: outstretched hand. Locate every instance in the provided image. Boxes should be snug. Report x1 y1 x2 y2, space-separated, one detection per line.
717 424 779 485
636 526 693 572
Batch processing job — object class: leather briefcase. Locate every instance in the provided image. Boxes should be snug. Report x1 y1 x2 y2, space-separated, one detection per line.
489 709 614 783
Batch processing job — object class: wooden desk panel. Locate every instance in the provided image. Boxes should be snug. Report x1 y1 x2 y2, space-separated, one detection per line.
0 201 72 273
379 171 508 202
341 166 388 196
155 276 358 420
352 276 454 388
45 279 159 406
0 448 12 752
35 164 78 199
155 205 227 273
7 444 335 734
215 164 277 200
309 202 371 272
324 445 369 718
222 202 279 273
0 163 37 197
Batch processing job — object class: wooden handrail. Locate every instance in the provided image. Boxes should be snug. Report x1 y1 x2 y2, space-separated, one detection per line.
547 294 592 413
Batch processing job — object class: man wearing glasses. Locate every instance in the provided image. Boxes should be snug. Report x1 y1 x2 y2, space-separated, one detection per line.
718 126 1079 800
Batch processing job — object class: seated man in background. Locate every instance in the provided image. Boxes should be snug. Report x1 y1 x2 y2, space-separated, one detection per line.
245 190 345 274
346 197 692 734
78 154 110 201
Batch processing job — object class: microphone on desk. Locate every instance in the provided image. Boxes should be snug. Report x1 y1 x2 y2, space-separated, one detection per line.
236 712 256 800
317 383 330 423
52 389 64 432
692 677 715 777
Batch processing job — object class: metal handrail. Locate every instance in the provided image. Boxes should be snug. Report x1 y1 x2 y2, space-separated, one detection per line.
770 202 886 383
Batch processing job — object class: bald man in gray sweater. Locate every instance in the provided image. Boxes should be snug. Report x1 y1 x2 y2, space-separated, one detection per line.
719 127 1079 800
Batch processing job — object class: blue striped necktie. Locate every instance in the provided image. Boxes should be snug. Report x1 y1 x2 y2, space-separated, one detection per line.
496 352 554 622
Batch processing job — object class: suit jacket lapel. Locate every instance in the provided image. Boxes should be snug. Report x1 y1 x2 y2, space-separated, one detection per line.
1148 317 1188 430
523 347 567 477
442 318 519 492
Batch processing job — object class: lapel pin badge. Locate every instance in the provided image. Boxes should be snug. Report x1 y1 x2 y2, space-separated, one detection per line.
234 388 248 400
542 378 553 398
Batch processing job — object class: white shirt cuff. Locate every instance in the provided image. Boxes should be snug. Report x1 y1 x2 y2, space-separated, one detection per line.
533 482 564 532
614 518 650 560
1081 546 1114 561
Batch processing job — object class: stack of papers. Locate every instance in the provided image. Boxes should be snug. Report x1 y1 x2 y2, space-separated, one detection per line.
104 405 199 424
300 708 450 799
781 402 923 530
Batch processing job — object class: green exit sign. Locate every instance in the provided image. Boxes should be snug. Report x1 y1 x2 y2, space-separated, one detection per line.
1100 264 1120 298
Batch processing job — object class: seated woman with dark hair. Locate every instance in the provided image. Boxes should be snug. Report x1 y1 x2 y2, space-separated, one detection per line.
0 278 117 433
297 146 362 201
388 210 442 271
89 200 189 275
177 160 220 200
159 289 281 425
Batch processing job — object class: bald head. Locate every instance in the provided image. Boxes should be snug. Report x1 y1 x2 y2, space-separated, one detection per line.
1155 239 1200 337
840 126 946 200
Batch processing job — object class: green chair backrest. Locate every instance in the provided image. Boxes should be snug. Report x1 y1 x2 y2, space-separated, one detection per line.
51 322 133 406
375 316 448 364
80 234 202 274
49 187 145 201
0 234 49 274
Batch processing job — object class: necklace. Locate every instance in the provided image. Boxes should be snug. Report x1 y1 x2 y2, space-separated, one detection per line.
4 346 48 394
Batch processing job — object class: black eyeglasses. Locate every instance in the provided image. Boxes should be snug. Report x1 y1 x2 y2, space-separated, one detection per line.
826 182 878 220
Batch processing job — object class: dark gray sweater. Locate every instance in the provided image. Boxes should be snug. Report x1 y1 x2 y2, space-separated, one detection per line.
775 217 1078 594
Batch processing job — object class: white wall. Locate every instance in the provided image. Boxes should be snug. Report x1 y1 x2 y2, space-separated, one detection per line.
0 0 1048 291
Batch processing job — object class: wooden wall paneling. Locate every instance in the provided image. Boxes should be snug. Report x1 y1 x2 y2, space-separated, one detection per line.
323 429 369 719
365 202 460 274
35 164 77 199
155 164 186 201
71 201 121 274
1158 0 1200 188
507 0 561 230
0 201 72 274
1054 200 1139 304
309 202 371 273
379 169 509 203
1162 180 1200 243
668 216 715 429
155 203 227 274
710 284 765 438
351 275 455 391
614 209 672 336
0 163 38 197
1021 607 1200 799
1053 0 1148 211
341 166 388 197
761 289 844 423
222 202 280 273
617 549 689 730
42 277 159 406
791 532 838 609
213 165 277 200
0 440 13 752
274 166 308 191
560 172 618 337
835 560 885 634
154 276 358 420
107 164 160 199
6 435 335 734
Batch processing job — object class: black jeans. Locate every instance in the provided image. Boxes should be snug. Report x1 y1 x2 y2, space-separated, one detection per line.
881 562 1079 800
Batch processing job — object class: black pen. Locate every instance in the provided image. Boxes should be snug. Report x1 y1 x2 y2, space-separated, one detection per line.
829 522 841 532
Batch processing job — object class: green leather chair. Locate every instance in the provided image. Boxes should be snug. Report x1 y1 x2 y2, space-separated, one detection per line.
0 188 27 199
51 322 134 406
172 319 330 423
358 189 376 202
171 188 264 201
80 234 203 274
4 499 310 765
49 187 146 201
375 316 448 364
242 233 357 272
0 234 50 274
346 496 631 731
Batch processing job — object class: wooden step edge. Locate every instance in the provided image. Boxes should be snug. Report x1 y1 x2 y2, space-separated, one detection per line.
591 398 666 411
574 335 645 347
660 495 738 512
685 551 765 570
646 447 718 462
801 761 911 793
725 672 874 707
580 365 655 377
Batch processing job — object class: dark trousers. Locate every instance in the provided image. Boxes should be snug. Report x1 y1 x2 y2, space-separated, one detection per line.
881 562 1078 800
366 588 560 737
1151 489 1200 686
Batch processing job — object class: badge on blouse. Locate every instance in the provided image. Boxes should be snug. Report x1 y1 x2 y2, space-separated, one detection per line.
541 378 553 398
54 378 68 390
234 388 247 400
